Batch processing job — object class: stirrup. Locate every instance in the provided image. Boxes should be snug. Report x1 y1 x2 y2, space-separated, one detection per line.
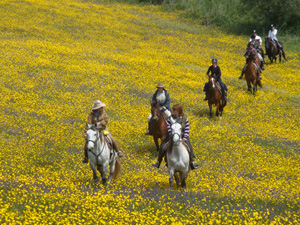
82 157 88 164
117 150 124 158
152 161 160 168
191 161 200 170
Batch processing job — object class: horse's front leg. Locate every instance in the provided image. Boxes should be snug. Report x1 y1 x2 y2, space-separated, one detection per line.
181 173 187 192
208 103 213 118
91 164 99 183
247 80 251 92
279 53 282 62
101 164 109 185
174 172 180 187
107 159 116 185
215 102 220 117
153 136 159 152
253 79 257 95
169 169 174 189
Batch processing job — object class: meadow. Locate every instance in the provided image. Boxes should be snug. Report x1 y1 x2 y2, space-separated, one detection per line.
0 0 299 224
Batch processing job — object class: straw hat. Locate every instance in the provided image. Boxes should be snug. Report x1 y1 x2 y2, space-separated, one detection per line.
92 100 106 110
156 82 165 88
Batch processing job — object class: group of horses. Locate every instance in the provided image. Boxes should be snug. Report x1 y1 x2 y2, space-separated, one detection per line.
244 37 287 94
84 37 287 191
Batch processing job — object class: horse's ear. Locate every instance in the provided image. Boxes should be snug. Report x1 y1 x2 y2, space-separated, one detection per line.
87 123 92 129
169 116 176 124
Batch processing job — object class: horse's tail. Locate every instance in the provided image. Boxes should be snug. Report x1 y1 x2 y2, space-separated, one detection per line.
112 158 122 180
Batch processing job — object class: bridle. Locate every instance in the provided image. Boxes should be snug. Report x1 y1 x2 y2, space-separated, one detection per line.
87 129 106 164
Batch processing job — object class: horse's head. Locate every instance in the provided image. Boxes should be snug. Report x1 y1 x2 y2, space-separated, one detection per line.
265 37 276 51
86 124 99 151
170 117 182 145
151 104 162 122
209 75 217 89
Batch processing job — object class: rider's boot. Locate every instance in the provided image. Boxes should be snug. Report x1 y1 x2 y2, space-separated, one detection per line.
112 140 124 158
82 146 88 163
223 92 228 101
152 145 166 168
239 64 247 79
144 122 152 135
204 92 208 101
185 139 200 170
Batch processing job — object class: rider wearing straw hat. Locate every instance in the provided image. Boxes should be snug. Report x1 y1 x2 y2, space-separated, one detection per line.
82 100 124 163
145 82 172 135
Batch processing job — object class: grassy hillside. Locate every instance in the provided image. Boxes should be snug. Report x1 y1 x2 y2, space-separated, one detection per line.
0 0 299 223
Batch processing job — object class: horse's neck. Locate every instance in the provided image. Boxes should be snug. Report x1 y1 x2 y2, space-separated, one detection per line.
95 134 106 154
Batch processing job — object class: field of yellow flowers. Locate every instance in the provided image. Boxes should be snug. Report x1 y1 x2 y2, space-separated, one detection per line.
0 0 299 224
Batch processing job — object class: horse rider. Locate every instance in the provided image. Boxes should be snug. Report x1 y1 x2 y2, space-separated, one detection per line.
152 104 200 170
248 35 265 70
204 58 228 101
268 24 283 53
144 82 171 135
82 100 124 163
250 30 266 66
239 42 262 80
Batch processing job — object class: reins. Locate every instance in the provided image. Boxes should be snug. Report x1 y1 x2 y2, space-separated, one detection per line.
87 129 106 165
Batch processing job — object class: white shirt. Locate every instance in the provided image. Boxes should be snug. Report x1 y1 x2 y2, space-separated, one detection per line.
268 29 278 41
249 35 262 46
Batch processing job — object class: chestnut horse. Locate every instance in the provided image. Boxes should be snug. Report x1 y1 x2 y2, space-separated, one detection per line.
149 103 167 151
265 37 287 63
207 74 227 118
245 51 262 94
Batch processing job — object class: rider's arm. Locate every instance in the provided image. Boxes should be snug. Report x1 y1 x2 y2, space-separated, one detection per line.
206 66 211 78
216 67 221 80
167 118 172 134
98 111 109 127
183 117 190 139
268 30 272 38
152 91 157 105
164 90 171 110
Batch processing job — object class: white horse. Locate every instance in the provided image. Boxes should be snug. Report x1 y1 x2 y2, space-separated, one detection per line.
167 118 190 191
86 124 121 185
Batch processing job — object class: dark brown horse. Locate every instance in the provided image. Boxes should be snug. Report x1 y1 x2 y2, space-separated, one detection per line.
245 51 262 94
265 37 287 63
207 75 227 118
149 103 167 151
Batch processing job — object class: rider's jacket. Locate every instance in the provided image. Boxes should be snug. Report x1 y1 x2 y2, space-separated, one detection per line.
268 29 278 41
86 110 109 130
152 89 171 111
207 65 221 80
167 115 189 138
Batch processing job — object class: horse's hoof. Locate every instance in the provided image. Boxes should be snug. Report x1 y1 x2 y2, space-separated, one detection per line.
94 178 99 184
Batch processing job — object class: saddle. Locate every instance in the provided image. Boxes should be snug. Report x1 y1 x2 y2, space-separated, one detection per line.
216 82 222 95
162 138 191 154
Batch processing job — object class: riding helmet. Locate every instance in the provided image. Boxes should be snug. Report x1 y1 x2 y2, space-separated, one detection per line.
253 30 257 33
271 24 274 27
212 58 217 63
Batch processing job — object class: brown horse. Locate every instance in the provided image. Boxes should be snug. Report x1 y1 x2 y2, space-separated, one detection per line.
265 37 287 63
149 103 167 151
244 51 262 94
207 75 227 118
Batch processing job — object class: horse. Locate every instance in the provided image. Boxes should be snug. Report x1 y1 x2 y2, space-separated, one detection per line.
86 124 121 185
207 74 227 118
265 37 287 63
244 51 262 94
167 117 190 191
149 103 167 151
